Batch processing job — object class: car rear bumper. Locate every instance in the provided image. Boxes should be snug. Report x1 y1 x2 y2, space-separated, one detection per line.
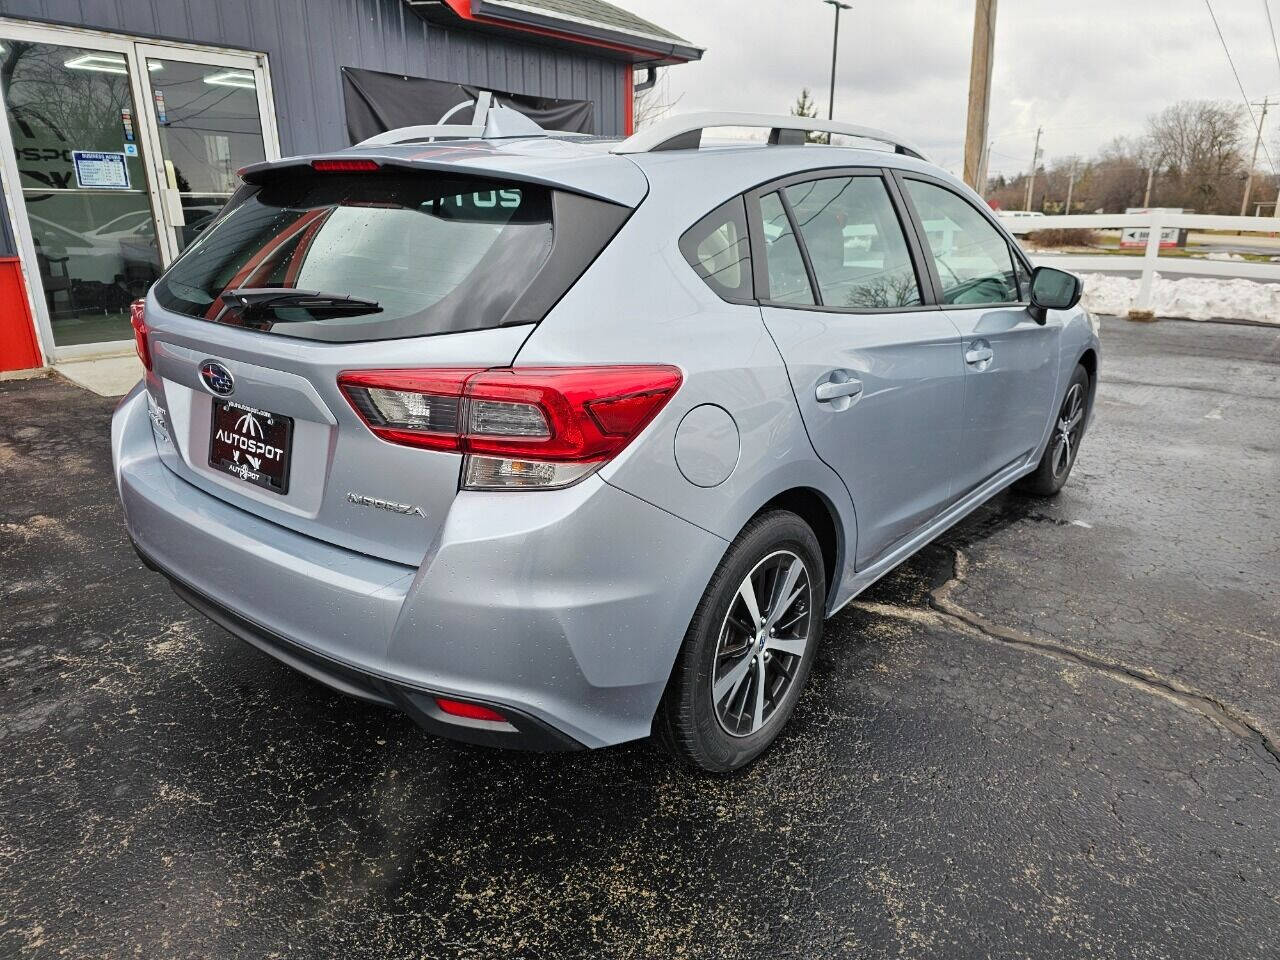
113 385 728 749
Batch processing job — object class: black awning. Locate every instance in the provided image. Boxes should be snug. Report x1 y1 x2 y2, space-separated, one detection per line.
341 66 595 144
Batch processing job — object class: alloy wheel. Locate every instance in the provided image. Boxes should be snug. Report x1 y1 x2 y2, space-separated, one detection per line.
1051 382 1085 479
711 550 813 737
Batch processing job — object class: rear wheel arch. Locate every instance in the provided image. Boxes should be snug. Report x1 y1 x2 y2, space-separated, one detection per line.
753 487 842 608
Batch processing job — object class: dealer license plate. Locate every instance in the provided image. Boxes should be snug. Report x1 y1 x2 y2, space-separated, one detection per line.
208 399 293 494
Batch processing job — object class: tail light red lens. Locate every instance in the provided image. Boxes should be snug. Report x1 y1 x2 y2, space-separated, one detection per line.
310 158 381 172
337 365 683 488
129 299 151 371
462 367 683 461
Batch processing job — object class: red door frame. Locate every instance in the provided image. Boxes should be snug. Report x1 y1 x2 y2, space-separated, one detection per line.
0 256 44 373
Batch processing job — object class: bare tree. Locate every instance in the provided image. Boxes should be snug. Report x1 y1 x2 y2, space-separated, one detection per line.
990 111 1246 216
1145 100 1246 211
1089 136 1151 212
632 70 682 131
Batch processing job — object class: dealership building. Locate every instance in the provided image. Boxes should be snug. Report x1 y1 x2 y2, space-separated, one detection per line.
0 0 699 375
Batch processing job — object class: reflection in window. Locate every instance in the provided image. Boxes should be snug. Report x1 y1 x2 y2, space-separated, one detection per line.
154 173 555 340
678 197 752 301
758 192 813 305
904 180 1019 306
1014 253 1032 302
1 41 162 345
148 59 265 197
785 177 921 309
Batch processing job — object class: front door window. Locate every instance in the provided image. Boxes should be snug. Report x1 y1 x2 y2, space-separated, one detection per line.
1 41 162 346
902 179 1020 306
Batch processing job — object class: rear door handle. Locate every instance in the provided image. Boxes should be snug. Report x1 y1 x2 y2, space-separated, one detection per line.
965 346 994 365
815 373 863 403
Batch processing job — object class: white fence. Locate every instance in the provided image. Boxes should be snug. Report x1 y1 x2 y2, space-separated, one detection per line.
1000 213 1280 312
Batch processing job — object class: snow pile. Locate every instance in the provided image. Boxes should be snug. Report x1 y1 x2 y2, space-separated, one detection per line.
1078 273 1280 324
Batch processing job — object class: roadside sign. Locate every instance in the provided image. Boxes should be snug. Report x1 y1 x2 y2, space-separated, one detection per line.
1121 208 1184 248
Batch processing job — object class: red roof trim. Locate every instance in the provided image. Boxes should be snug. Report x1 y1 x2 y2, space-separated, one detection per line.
440 0 690 62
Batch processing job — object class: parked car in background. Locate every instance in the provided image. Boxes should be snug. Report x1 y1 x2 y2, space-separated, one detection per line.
113 108 1098 772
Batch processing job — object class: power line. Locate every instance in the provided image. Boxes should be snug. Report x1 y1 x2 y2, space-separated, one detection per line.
1266 1 1280 81
1204 0 1278 176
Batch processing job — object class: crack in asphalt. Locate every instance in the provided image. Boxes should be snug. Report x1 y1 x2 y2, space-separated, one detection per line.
856 547 1280 773
1102 376 1277 400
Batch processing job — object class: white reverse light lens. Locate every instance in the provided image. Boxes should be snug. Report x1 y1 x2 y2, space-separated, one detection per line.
365 388 458 431
462 454 598 490
468 399 549 437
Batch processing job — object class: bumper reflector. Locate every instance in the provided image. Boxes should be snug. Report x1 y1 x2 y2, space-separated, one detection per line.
434 697 509 724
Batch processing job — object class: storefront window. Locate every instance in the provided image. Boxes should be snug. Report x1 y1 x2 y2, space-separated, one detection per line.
1 41 162 346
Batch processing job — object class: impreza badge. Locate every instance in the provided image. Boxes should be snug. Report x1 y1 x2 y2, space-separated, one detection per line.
346 492 425 517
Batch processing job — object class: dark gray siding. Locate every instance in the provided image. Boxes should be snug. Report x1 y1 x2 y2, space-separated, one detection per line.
0 0 627 155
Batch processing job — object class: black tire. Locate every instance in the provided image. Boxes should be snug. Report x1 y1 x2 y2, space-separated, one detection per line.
1017 362 1090 497
656 510 825 773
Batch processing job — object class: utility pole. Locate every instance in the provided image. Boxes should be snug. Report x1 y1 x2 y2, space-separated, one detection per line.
823 0 852 121
962 0 998 190
1023 126 1042 212
976 139 993 199
1241 96 1272 217
1065 157 1077 213
1142 165 1155 207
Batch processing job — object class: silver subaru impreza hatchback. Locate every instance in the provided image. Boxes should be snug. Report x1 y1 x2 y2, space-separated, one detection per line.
113 107 1098 772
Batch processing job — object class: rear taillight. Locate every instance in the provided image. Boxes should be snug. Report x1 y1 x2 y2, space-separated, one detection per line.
129 299 151 371
337 365 683 489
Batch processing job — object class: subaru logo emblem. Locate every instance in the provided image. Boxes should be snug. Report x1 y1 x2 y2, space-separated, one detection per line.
200 360 235 396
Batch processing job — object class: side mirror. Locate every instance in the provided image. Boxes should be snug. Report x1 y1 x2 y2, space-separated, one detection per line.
1028 266 1082 324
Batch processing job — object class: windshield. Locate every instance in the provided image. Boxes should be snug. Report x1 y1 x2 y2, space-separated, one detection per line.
152 170 554 341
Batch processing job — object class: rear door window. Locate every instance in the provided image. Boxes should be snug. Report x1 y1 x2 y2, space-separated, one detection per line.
757 191 814 305
784 176 922 309
153 171 555 340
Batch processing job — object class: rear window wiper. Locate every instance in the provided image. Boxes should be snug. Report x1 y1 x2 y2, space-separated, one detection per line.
221 287 382 322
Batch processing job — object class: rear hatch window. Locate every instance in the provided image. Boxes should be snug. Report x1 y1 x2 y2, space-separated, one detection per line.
153 171 557 341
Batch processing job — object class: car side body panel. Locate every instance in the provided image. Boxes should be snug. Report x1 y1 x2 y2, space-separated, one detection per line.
514 151 860 607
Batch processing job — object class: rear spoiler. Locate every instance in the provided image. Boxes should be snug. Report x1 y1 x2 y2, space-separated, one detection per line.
236 150 648 208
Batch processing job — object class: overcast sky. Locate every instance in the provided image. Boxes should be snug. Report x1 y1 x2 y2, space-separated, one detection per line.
622 0 1280 178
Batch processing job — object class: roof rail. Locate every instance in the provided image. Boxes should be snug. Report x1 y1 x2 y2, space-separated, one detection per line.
356 93 589 147
611 111 927 161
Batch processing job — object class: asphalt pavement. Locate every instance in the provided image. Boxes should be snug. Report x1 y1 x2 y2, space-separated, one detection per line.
1 316 1278 959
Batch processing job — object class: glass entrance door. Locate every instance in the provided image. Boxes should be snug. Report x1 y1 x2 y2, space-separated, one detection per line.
0 23 279 359
0 38 163 347
136 47 273 256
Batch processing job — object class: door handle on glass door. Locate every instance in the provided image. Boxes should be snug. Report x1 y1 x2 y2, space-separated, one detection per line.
965 346 994 365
